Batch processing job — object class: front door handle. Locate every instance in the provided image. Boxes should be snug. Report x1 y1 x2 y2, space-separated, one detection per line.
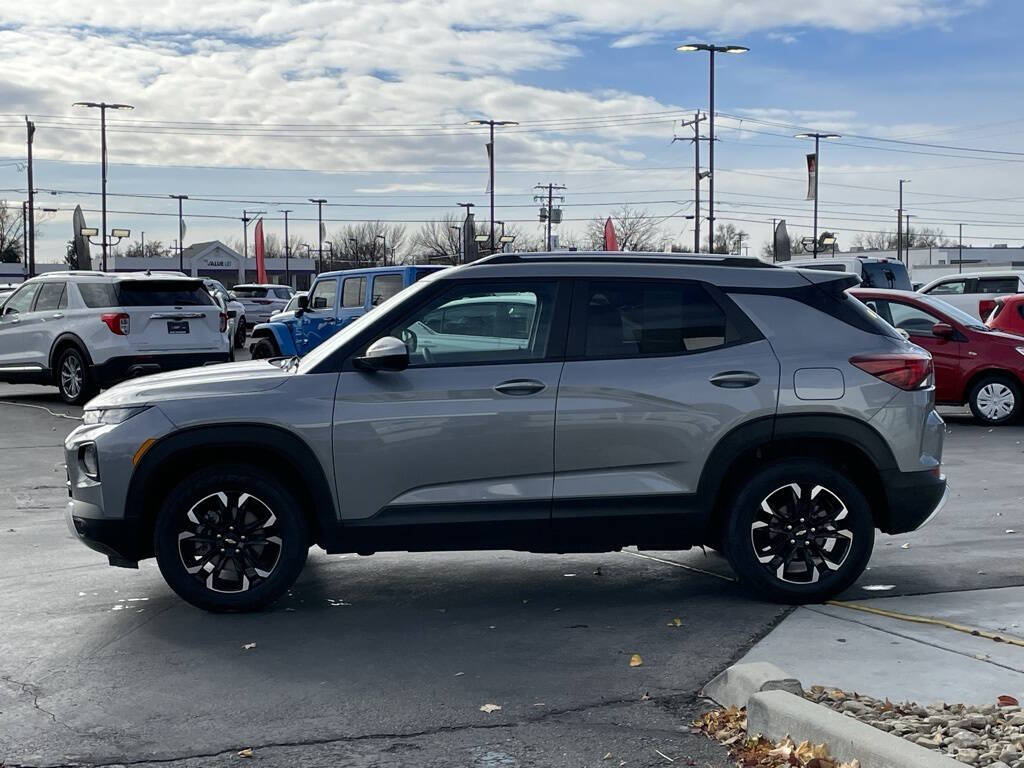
710 371 761 388
494 379 546 396
51 313 65 319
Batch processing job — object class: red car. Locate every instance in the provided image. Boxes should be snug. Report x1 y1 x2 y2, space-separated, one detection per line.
985 294 1024 334
852 288 1024 425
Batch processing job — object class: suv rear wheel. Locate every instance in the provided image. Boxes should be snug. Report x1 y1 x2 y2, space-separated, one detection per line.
55 346 97 405
154 466 309 612
722 459 874 604
968 374 1021 426
234 319 247 349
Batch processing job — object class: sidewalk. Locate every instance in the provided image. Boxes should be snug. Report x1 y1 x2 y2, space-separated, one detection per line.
740 586 1024 705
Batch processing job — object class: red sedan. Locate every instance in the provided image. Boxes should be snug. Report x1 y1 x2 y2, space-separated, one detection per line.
985 294 1024 335
852 288 1024 425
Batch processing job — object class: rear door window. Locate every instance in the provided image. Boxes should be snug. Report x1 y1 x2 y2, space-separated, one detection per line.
342 277 366 308
977 277 1019 294
34 282 67 311
372 274 404 306
927 279 967 295
886 300 942 335
580 280 732 358
233 287 269 298
116 280 215 306
860 262 911 290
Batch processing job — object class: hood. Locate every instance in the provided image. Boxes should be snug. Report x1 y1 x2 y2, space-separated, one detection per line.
86 360 291 408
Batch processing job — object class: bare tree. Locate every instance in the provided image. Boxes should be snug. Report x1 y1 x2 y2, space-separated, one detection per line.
328 221 407 267
0 201 25 263
712 223 749 254
122 239 171 258
410 214 463 264
584 206 669 251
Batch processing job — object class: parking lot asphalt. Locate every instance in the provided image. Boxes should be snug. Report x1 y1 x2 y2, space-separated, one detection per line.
1 377 1021 768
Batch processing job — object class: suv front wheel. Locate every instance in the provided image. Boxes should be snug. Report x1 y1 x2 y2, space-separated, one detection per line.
250 337 278 359
722 459 874 604
154 466 309 612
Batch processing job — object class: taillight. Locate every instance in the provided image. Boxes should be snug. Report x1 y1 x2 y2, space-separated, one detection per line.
100 312 130 336
219 312 228 333
850 353 933 391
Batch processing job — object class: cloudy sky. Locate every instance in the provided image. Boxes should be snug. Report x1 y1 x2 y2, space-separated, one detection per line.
2 0 1023 261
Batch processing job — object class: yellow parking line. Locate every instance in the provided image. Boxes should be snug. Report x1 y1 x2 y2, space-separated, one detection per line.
826 600 1024 648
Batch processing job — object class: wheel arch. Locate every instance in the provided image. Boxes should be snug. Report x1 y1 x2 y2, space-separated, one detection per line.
699 414 897 543
125 424 339 559
249 322 296 356
49 332 93 374
962 366 1022 404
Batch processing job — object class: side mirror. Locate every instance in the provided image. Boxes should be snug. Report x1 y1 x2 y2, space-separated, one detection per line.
354 336 409 372
932 322 955 339
297 294 309 311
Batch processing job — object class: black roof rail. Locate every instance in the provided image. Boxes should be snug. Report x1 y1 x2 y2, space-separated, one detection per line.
477 251 777 269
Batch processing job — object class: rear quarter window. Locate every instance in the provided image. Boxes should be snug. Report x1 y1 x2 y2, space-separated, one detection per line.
77 282 118 308
116 281 215 307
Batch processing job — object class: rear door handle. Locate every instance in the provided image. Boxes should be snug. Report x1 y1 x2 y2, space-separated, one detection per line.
494 379 546 396
710 371 761 388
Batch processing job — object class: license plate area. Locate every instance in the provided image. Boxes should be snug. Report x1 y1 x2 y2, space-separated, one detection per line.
167 320 190 334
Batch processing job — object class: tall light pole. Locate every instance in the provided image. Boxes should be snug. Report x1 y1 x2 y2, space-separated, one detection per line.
450 225 462 263
897 179 910 263
279 209 292 286
795 131 841 258
169 194 188 272
958 223 964 274
375 233 386 265
241 209 265 261
466 119 518 251
676 43 748 253
904 213 912 264
72 101 134 271
309 198 326 273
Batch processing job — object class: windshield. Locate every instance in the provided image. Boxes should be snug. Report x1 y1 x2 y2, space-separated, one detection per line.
920 294 990 330
233 287 269 298
860 261 911 290
300 273 442 371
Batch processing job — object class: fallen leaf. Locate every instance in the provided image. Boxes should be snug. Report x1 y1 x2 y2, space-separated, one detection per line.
479 703 502 714
629 653 643 667
242 643 256 650
603 752 612 760
900 542 910 549
667 617 683 628
998 695 1019 706
237 748 254 758
1006 529 1017 534
654 748 675 762
641 691 650 700
454 672 464 677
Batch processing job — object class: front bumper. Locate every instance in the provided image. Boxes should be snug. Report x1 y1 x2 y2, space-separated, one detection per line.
879 469 948 534
92 352 230 388
66 503 142 567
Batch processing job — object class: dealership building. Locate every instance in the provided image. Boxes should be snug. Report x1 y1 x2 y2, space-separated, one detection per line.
0 241 318 290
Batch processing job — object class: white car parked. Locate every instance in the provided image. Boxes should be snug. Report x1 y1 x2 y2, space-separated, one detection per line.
918 271 1024 319
202 278 247 349
0 271 230 403
231 284 294 326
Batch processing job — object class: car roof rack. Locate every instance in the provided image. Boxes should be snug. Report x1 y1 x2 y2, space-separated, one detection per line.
478 251 777 269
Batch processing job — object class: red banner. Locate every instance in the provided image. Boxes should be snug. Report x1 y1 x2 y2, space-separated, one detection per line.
254 218 268 283
603 217 618 251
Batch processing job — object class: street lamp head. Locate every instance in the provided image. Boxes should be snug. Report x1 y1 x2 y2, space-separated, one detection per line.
109 104 134 110
466 119 518 127
499 235 516 244
676 43 706 52
309 198 327 204
169 194 188 200
111 228 131 238
723 45 749 54
795 132 841 140
79 227 98 236
474 234 490 243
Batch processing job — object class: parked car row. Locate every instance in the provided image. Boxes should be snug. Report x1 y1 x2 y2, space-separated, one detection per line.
65 252 947 612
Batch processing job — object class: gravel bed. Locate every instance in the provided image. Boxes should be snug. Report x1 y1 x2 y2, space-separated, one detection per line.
806 686 1024 767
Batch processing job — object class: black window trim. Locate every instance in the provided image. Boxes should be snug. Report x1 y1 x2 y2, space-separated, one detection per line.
3 281 41 314
309 277 340 313
341 275 367 309
563 276 764 362
318 276 572 374
33 280 67 312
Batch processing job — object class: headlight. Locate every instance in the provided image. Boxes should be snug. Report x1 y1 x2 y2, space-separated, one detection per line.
79 443 100 479
82 406 149 426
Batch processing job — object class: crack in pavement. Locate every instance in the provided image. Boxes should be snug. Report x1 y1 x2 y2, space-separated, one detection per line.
4 688 706 768
0 674 85 738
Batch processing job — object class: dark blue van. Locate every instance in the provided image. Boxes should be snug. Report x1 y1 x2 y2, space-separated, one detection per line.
249 264 446 358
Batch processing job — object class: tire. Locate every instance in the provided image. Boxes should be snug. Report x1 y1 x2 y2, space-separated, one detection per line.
153 465 309 612
55 346 97 405
250 337 278 359
968 374 1021 426
234 320 247 349
721 459 875 604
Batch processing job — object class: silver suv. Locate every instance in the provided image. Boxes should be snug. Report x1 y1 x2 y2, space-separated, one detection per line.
64 253 947 611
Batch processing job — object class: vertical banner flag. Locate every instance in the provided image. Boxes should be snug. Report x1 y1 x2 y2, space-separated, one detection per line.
254 218 268 283
319 221 326 243
485 142 493 193
180 219 187 242
603 217 618 251
774 219 792 262
806 153 817 200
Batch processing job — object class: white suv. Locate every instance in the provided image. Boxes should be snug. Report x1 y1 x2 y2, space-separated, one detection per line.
0 271 230 404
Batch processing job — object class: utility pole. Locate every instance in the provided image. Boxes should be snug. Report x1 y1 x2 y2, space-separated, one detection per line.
25 116 35 277
72 101 134 271
905 214 912 265
20 202 27 277
676 112 708 252
140 231 144 256
958 223 963 275
309 198 326 273
449 226 462 263
771 218 777 262
897 179 909 264
533 183 566 250
170 194 187 272
280 210 292 286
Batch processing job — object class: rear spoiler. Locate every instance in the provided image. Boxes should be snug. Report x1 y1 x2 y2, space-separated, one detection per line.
791 268 861 292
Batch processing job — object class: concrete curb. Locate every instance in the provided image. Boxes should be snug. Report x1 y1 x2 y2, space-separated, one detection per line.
702 662 804 709
703 663 962 768
747 689 963 768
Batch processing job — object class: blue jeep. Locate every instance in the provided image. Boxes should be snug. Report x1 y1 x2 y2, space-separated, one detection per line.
249 264 446 358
